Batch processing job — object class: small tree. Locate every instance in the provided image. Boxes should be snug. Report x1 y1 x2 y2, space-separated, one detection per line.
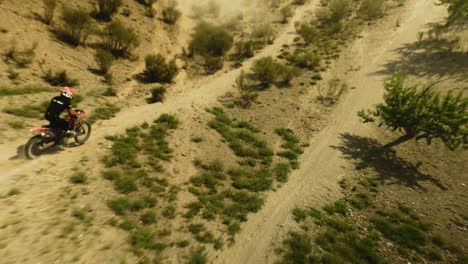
42 0 57 25
143 54 178 83
95 49 115 74
101 20 140 57
251 56 283 87
358 73 468 149
60 6 96 46
95 0 123 21
189 22 233 57
438 0 468 26
280 6 294 23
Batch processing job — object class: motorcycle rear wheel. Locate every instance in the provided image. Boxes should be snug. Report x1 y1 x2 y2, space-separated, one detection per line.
25 135 46 160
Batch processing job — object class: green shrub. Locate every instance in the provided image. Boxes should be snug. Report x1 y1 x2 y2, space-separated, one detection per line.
102 86 117 96
88 105 120 124
3 101 48 119
7 67 19 80
7 188 21 196
323 200 348 216
8 120 25 129
119 218 136 230
281 65 302 84
274 163 291 182
101 20 139 57
94 0 122 21
287 49 321 69
162 6 182 24
140 210 157 224
70 171 87 184
42 69 79 86
329 0 352 22
94 49 115 74
147 86 167 103
189 22 234 57
188 223 205 234
42 0 58 25
162 205 176 219
359 0 386 20
155 113 179 129
60 6 96 46
114 175 138 193
204 55 224 74
235 41 257 59
188 247 208 264
296 24 319 44
229 167 273 192
143 54 178 83
130 228 155 249
108 197 131 215
251 56 282 87
0 85 49 97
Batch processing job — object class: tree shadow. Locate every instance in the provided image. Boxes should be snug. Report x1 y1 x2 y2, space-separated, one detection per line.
330 133 447 191
372 33 468 82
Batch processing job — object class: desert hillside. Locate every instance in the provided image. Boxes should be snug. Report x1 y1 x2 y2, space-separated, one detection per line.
0 0 467 264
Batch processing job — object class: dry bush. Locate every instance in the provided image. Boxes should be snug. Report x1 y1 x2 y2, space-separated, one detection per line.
236 71 258 108
317 77 348 105
42 0 57 25
94 0 123 21
235 41 257 59
95 49 115 74
251 56 283 87
281 65 302 84
191 0 220 19
287 49 321 70
60 6 96 46
148 86 167 103
101 20 140 57
280 6 294 23
251 23 275 44
359 0 386 20
162 0 182 24
3 41 37 68
329 0 352 22
204 56 224 74
296 23 320 44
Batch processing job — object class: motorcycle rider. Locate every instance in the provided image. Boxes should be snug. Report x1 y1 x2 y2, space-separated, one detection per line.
44 87 78 142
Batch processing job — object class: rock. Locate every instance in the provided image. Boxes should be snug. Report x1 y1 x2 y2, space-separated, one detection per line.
386 242 393 248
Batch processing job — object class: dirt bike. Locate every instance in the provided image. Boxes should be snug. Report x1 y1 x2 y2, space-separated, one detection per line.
24 109 92 159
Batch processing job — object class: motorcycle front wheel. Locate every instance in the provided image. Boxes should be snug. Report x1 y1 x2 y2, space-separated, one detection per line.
74 121 91 145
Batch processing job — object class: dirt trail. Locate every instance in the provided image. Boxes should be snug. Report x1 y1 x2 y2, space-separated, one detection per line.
0 0 320 181
214 1 448 263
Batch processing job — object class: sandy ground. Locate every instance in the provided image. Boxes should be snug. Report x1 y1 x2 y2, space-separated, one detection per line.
0 0 463 263
213 1 450 263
